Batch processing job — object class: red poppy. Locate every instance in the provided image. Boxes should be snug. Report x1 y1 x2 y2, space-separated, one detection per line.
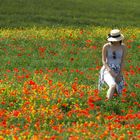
13 110 20 117
1 120 7 127
29 80 36 85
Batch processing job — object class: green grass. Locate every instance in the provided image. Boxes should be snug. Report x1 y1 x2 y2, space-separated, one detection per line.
0 0 140 28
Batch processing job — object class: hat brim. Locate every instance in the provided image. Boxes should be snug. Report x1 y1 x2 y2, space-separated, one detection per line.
107 34 124 42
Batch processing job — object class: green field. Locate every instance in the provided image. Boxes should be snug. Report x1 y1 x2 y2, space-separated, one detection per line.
0 0 140 28
0 0 140 139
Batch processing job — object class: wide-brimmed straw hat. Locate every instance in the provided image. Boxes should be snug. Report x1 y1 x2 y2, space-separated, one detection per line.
107 29 124 42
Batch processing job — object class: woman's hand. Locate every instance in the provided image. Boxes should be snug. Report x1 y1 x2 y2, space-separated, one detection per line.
115 73 122 83
108 69 117 78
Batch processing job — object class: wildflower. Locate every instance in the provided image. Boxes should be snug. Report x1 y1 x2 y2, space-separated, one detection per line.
136 124 140 130
86 39 92 43
91 46 97 49
14 68 19 73
72 82 77 92
1 120 7 127
29 80 36 85
127 45 131 48
122 88 127 93
0 136 4 140
70 57 74 62
69 136 79 140
88 97 94 109
1 101 6 105
13 110 20 117
127 130 133 135
107 115 114 120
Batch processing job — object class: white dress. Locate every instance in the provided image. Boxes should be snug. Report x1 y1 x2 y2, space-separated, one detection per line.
98 43 125 94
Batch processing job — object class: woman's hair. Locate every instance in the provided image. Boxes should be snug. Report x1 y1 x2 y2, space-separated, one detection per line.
111 41 122 44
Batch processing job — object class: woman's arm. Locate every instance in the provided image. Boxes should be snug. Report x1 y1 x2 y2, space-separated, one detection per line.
116 44 127 83
120 44 127 74
102 44 117 77
102 44 110 71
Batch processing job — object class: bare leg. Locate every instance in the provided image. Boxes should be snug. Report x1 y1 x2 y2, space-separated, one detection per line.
106 84 116 99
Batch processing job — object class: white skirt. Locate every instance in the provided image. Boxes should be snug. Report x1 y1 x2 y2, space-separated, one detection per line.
98 64 124 94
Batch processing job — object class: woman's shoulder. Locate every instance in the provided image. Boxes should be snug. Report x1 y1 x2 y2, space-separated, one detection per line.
121 43 127 50
103 42 111 49
121 43 126 46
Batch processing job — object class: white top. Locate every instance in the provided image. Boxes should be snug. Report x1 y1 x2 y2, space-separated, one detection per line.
101 43 124 74
106 45 123 65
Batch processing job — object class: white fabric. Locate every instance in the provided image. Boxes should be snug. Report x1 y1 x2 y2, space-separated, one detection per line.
104 70 116 87
107 46 123 64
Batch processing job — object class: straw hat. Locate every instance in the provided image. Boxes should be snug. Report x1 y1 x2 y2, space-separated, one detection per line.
107 29 124 42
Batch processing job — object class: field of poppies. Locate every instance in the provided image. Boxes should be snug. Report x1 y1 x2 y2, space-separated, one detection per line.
0 26 140 140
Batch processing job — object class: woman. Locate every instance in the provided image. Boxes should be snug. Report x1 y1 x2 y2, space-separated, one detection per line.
98 29 127 99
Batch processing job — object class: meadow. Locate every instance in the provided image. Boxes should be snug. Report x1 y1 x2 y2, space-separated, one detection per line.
0 0 140 139
0 26 140 139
